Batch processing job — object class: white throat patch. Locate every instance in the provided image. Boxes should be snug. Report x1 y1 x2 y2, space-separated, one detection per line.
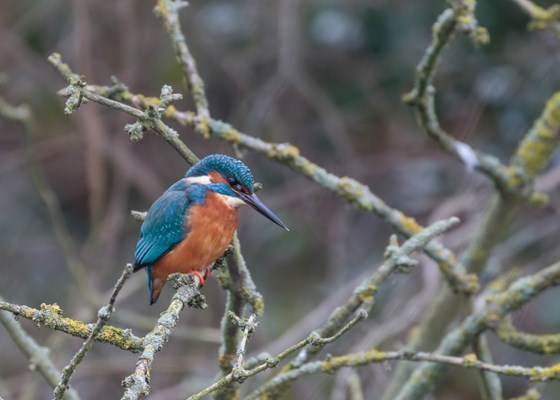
184 175 212 184
224 196 246 208
185 175 246 208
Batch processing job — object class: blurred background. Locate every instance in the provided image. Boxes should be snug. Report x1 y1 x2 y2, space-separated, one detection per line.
1 0 560 399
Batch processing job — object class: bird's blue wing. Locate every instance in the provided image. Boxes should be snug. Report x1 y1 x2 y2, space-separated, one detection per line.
134 186 192 266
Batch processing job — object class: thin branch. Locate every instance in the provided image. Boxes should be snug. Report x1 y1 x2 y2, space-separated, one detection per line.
68 79 478 297
121 274 206 400
512 0 560 35
385 89 560 399
474 335 503 400
1 94 94 302
0 299 81 400
235 314 257 369
402 7 515 192
48 53 199 166
247 348 560 399
494 316 560 354
289 217 461 369
54 264 133 399
0 301 144 352
187 311 367 400
214 234 264 400
395 261 560 400
154 0 210 121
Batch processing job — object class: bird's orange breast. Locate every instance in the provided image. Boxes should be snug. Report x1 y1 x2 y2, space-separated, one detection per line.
154 191 239 278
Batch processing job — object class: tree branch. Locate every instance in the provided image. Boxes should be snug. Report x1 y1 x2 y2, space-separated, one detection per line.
54 264 133 399
154 0 210 121
121 274 206 400
0 299 81 400
0 301 143 352
394 261 560 400
494 316 560 354
67 78 478 297
188 310 367 400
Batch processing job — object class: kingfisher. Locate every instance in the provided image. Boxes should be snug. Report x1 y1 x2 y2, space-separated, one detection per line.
133 154 288 304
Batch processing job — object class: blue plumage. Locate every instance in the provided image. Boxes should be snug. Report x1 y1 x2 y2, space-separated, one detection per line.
186 154 255 193
134 182 207 269
133 154 287 305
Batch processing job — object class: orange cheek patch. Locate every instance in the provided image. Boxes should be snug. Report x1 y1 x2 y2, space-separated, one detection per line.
208 171 228 184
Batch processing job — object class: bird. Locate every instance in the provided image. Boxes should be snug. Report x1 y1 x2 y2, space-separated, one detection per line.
133 154 288 305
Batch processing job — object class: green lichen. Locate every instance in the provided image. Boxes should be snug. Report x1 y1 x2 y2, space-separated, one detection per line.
462 353 478 367
397 212 423 234
223 128 242 144
196 116 211 139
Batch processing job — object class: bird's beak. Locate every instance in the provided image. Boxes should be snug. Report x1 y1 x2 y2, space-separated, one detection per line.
237 192 289 231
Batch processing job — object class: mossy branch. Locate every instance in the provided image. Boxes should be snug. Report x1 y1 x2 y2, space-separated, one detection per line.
394 261 560 400
402 7 514 193
247 348 560 400
0 299 81 400
71 78 478 297
258 217 460 397
154 0 210 123
0 301 143 352
54 264 133 399
291 217 461 368
509 388 541 400
494 316 560 354
188 310 367 400
121 274 206 400
513 0 560 35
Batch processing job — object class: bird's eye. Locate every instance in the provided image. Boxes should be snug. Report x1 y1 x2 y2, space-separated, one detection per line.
227 177 243 192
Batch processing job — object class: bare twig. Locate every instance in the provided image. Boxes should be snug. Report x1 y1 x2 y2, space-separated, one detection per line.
247 347 560 399
187 311 367 400
0 299 81 400
395 261 560 400
71 79 479 296
512 0 560 35
54 264 133 399
154 0 210 121
288 217 460 370
121 274 206 400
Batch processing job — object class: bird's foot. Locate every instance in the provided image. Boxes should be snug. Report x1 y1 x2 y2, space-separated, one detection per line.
191 271 206 287
203 267 212 280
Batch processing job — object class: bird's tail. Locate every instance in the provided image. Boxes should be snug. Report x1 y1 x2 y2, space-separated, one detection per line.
132 262 144 273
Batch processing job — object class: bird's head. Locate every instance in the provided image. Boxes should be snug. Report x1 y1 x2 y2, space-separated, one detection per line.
185 154 288 230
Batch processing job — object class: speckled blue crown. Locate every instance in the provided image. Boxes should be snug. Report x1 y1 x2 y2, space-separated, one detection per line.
186 154 255 193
